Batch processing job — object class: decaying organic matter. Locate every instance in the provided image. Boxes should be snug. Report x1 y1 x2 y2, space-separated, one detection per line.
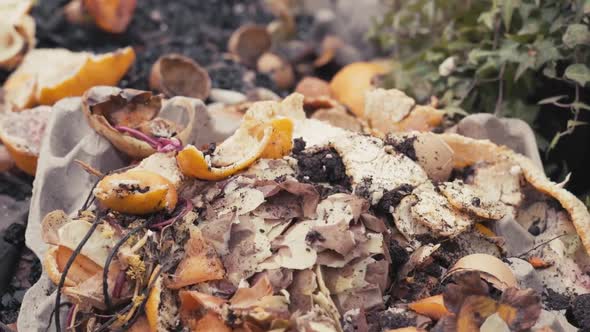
35 91 590 331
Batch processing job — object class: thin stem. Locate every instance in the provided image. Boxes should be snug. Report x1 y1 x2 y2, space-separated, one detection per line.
54 212 103 332
103 224 146 310
494 64 506 116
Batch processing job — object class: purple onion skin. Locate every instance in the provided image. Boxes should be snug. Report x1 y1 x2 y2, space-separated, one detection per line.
149 199 193 230
65 304 77 329
112 269 127 299
114 126 183 152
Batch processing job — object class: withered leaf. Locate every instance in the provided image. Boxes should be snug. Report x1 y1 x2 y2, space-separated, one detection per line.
498 288 541 331
443 271 489 314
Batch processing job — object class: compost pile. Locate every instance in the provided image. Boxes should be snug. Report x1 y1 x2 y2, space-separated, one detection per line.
1 0 590 331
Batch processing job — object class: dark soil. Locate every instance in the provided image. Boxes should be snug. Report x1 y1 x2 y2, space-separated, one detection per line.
368 309 415 332
375 184 414 215
567 293 590 329
292 138 351 189
0 172 37 325
0 0 286 325
386 135 418 161
388 239 409 276
30 0 277 94
543 288 571 311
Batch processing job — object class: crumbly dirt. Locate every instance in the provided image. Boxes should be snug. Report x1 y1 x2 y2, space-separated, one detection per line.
0 172 38 324
543 288 571 311
386 135 417 161
567 293 590 329
375 184 414 215
29 0 277 93
292 138 351 190
367 309 416 332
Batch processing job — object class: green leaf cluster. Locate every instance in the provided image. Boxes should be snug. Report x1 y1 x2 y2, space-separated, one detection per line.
370 0 590 148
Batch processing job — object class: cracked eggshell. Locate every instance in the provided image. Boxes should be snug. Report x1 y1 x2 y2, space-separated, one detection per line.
441 133 590 255
331 134 428 203
364 88 415 134
257 52 295 90
438 180 508 220
295 76 332 100
411 183 474 237
393 194 430 244
470 161 523 206
312 107 363 133
412 132 454 182
445 253 517 290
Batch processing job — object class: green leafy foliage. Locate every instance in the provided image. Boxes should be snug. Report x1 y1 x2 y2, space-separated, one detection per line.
370 0 590 152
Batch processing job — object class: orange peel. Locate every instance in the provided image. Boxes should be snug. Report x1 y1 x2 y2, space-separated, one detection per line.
37 47 136 105
329 61 390 117
83 0 137 34
167 227 225 289
145 275 162 332
2 47 135 110
177 94 304 181
94 169 178 215
44 245 102 287
408 294 450 320
0 105 52 175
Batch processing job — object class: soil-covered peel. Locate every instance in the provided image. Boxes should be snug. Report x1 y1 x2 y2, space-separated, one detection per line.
94 169 178 215
37 93 590 332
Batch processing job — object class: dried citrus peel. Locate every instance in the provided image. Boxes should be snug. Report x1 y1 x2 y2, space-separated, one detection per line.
94 169 178 215
2 47 135 110
177 125 274 181
177 93 303 181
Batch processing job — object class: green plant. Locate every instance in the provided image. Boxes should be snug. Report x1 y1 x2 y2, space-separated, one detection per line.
370 0 590 152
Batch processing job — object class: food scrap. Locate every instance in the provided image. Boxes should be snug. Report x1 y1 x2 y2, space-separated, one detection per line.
38 91 590 332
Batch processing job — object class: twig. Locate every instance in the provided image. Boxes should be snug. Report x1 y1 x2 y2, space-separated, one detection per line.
103 224 146 310
54 212 103 332
494 64 506 116
516 234 568 258
74 160 104 177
